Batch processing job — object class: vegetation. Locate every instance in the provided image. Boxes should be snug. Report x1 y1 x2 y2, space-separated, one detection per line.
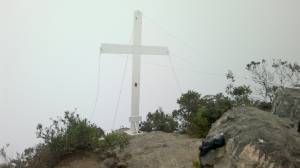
246 59 300 102
226 70 252 106
172 91 232 138
0 144 13 168
33 111 105 167
201 93 232 125
140 108 178 133
101 132 129 151
0 111 129 168
192 160 200 168
139 90 231 138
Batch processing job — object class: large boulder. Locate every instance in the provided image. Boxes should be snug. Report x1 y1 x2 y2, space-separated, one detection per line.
200 107 300 168
272 87 300 124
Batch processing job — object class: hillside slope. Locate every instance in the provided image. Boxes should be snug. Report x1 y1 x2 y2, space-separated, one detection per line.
56 131 201 168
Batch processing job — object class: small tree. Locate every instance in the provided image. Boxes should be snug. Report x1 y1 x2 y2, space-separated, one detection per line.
172 91 231 138
36 111 105 154
35 111 105 167
202 93 232 124
172 90 203 131
0 144 13 168
187 107 209 138
226 70 252 105
140 108 178 133
246 59 300 102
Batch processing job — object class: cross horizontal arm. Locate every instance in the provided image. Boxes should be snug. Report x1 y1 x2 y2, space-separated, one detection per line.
100 43 169 55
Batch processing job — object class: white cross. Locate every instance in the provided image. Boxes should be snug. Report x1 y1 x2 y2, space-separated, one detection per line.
100 10 169 134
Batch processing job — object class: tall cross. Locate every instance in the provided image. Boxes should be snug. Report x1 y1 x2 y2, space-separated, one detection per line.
100 10 169 134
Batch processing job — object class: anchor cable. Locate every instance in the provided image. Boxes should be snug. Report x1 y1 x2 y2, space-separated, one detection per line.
111 54 129 130
168 52 183 94
90 50 103 121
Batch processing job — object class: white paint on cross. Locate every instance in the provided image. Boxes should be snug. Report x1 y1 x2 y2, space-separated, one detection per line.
100 10 169 134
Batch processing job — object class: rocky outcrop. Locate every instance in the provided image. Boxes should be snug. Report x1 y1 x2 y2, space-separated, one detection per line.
119 131 201 168
55 132 201 168
200 107 300 168
272 87 300 125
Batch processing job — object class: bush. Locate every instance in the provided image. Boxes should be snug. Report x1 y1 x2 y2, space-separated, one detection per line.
192 160 200 168
186 107 210 138
0 145 14 168
172 90 203 132
140 108 178 133
31 111 128 167
35 111 105 166
1 111 130 168
101 132 129 151
226 70 252 106
202 93 232 124
173 91 232 138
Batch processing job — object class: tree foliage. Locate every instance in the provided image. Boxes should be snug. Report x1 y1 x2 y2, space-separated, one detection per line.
140 108 178 133
172 91 232 138
36 111 105 158
202 93 232 124
0 144 13 168
172 90 203 131
246 59 300 102
226 70 252 105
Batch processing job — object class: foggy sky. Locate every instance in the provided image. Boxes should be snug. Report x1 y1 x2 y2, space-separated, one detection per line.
0 0 299 155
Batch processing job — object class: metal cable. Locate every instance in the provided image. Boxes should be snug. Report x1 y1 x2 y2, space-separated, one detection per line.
167 52 183 94
89 50 103 121
111 54 129 130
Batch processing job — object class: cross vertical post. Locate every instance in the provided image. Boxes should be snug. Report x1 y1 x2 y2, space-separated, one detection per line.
130 10 142 134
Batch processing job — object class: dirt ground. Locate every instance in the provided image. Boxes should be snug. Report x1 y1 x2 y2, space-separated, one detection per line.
55 131 201 168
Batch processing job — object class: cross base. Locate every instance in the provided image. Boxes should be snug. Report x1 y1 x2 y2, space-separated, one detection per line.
128 115 142 134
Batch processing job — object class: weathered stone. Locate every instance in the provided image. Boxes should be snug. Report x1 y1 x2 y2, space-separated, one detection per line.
272 87 300 125
200 107 300 168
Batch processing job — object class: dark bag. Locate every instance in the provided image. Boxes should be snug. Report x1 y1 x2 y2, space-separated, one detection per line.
199 134 225 156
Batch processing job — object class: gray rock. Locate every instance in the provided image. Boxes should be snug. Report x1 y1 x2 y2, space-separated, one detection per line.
272 87 300 125
200 107 300 168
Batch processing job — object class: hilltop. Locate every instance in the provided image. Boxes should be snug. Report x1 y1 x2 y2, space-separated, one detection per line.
55 131 201 168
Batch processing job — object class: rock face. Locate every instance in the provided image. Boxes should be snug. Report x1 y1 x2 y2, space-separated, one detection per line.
272 87 300 124
200 107 300 168
119 131 201 168
55 132 201 168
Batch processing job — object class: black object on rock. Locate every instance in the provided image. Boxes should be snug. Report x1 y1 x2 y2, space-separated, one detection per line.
199 133 225 156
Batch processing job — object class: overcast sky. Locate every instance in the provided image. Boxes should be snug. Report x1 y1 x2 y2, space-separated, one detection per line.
0 0 299 155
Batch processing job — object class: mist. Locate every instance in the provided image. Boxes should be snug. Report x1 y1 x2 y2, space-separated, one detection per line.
0 0 299 156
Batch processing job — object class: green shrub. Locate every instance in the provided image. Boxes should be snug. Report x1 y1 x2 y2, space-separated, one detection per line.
35 111 105 167
226 70 252 106
37 111 105 152
192 160 200 168
202 93 232 124
1 112 130 168
173 91 232 138
140 108 178 133
101 132 129 151
186 107 210 138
